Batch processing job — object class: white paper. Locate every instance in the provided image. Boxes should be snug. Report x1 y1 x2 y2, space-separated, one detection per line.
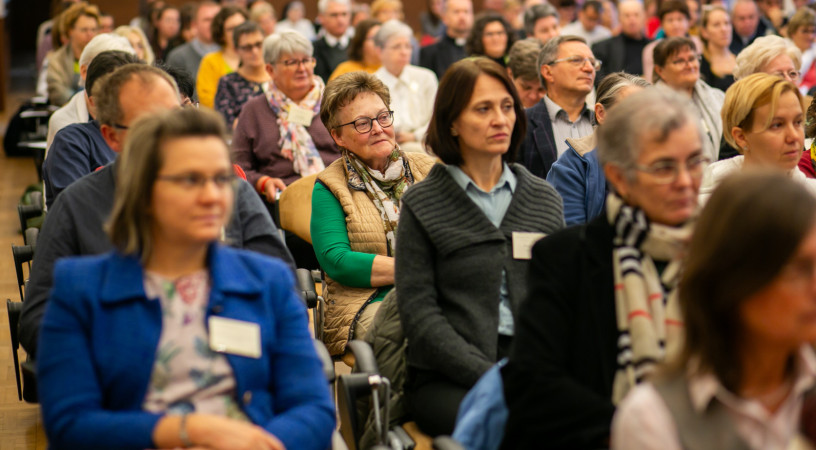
512 231 547 260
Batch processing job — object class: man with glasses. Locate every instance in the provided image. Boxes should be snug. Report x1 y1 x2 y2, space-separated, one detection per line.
313 0 353 82
20 63 294 358
519 35 598 178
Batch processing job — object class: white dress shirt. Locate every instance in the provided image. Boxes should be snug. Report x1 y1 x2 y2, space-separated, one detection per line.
374 65 438 142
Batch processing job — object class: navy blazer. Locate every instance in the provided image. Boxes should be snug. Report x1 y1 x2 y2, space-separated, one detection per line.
518 100 558 179
38 244 335 450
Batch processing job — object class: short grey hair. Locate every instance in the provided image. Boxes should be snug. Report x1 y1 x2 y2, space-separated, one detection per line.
508 38 544 82
374 19 413 48
597 86 700 181
537 35 588 86
595 72 650 111
79 33 136 69
318 0 351 14
524 3 560 36
734 35 802 80
263 30 314 64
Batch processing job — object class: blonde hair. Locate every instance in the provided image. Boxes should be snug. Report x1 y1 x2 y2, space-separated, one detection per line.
114 25 156 64
721 72 802 150
733 35 802 80
371 0 404 20
787 7 816 37
107 108 231 264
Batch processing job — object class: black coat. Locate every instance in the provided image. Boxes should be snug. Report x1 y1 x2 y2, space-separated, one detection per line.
501 214 618 449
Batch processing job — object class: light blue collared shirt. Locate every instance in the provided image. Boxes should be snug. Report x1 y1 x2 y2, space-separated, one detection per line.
446 164 517 336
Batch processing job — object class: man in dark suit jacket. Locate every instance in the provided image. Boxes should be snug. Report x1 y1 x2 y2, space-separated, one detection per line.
591 0 649 82
419 0 473 80
730 0 768 55
313 0 352 82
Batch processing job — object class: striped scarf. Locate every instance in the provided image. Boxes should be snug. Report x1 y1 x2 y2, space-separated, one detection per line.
608 194 690 404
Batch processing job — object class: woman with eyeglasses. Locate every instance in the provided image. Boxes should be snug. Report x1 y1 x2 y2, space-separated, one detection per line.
653 36 724 161
232 31 341 205
36 107 335 450
699 73 816 204
502 88 707 449
465 12 517 67
311 71 436 357
214 22 270 129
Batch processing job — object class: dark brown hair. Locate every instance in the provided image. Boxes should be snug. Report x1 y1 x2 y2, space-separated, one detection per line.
211 6 248 47
653 36 697 80
466 12 517 58
658 0 691 20
426 57 526 165
675 169 816 391
348 18 381 62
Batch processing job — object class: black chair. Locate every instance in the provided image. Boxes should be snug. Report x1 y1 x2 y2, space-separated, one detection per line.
296 268 326 341
18 195 43 238
12 244 34 302
7 299 23 401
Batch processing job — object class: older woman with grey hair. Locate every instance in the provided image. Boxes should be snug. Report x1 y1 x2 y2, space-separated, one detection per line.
503 87 709 448
373 19 438 153
734 35 803 82
232 30 341 203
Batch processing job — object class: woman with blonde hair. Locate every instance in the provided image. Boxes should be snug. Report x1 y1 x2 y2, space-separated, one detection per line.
698 5 735 91
114 25 156 64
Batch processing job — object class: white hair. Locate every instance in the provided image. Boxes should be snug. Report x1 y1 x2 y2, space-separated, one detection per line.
79 33 135 69
263 30 314 63
318 0 351 14
374 19 413 48
734 35 802 80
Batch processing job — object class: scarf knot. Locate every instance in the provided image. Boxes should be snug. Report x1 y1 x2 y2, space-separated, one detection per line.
265 76 326 176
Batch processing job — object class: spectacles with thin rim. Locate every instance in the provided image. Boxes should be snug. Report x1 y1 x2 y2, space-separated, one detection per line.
548 56 602 71
238 41 263 52
335 110 394 134
277 57 316 68
156 172 236 189
771 70 801 82
633 154 711 184
669 55 702 68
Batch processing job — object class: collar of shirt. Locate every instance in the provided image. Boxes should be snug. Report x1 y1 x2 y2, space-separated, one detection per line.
544 94 592 125
324 32 350 49
376 66 412 89
445 163 517 195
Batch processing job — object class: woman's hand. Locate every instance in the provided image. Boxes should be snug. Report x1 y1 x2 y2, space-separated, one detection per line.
153 414 285 450
257 176 287 203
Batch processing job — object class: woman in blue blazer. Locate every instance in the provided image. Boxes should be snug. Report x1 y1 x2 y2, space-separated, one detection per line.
37 107 335 450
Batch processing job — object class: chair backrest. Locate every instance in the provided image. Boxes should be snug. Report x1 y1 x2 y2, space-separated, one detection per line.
278 173 318 244
6 299 23 401
12 244 34 301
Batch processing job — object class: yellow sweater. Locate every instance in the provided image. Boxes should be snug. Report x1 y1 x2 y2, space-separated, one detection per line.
328 60 380 82
196 51 235 109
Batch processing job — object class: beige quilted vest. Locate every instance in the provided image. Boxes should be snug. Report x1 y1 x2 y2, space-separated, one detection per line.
318 152 436 355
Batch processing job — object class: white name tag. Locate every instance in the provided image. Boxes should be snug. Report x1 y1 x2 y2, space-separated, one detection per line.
512 231 547 260
208 316 261 359
288 105 314 127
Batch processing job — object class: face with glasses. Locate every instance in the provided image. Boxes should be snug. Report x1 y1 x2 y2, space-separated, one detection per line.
330 92 396 173
380 35 413 75
236 31 265 68
482 21 509 59
762 54 800 83
608 121 704 226
655 46 700 92
150 136 234 248
267 52 316 102
542 41 597 95
733 89 804 172
790 24 816 53
69 15 99 55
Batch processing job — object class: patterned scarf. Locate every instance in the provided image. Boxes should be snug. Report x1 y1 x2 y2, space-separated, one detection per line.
608 193 691 404
344 147 413 256
265 76 326 176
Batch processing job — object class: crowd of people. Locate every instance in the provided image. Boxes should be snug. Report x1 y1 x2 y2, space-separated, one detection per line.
19 0 816 448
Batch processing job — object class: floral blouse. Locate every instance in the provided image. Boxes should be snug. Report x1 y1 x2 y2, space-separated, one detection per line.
214 72 266 128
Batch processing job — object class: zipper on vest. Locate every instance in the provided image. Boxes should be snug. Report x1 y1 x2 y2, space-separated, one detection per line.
345 288 381 350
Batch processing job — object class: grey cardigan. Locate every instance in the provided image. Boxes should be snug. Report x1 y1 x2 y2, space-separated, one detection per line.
395 163 565 387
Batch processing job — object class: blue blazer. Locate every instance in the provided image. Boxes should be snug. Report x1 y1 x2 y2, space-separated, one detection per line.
547 146 607 227
518 100 558 179
37 244 335 450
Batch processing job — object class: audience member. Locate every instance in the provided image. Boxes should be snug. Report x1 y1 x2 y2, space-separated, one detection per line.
506 38 546 108
503 87 706 449
371 0 403 22
642 0 703 83
115 25 156 64
562 0 612 46
518 35 597 178
734 34 803 81
420 0 445 39
731 0 768 54
151 5 182 61
802 96 816 176
37 107 332 450
232 31 341 202
466 12 517 66
374 20 438 153
196 6 248 109
613 170 816 450
699 73 816 203
758 0 785 35
312 72 435 357
653 37 724 160
214 21 269 128
787 7 816 93
547 72 649 226
397 57 564 437
600 0 619 36
313 0 354 82
329 19 382 81
46 2 100 106
98 12 114 33
351 2 371 26
43 51 143 209
556 0 579 28
20 63 293 358
249 1 277 36
592 0 649 84
276 1 316 40
166 1 221 84
178 2 198 43
524 3 561 43
419 0 474 79
699 5 736 91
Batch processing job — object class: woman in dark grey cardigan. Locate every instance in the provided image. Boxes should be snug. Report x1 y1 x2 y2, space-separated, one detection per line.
395 57 565 437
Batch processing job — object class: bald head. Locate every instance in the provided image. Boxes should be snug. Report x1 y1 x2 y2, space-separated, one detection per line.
618 0 645 38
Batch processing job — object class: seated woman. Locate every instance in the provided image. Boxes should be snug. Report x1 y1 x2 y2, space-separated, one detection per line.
36 107 335 450
698 5 735 91
396 57 565 437
114 25 155 64
734 35 803 83
328 19 382 81
642 0 703 84
787 7 816 93
502 88 707 449
312 71 436 357
546 72 649 226
653 36 724 161
196 6 248 109
214 21 270 129
613 170 816 449
466 12 517 67
699 73 816 204
232 31 341 202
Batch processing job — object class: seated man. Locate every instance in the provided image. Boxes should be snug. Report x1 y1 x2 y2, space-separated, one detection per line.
20 64 294 358
506 38 546 108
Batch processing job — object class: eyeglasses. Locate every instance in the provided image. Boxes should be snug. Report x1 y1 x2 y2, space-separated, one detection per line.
335 110 394 134
277 57 316 68
238 41 263 52
113 123 129 131
633 154 710 184
483 30 507 38
156 172 236 189
771 70 801 82
669 55 702 68
548 55 602 71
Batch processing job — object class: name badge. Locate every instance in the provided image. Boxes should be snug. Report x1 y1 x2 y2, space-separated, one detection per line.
512 231 547 260
288 105 314 127
208 316 261 359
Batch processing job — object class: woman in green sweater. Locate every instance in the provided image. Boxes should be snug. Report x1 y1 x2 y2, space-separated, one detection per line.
311 71 435 357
